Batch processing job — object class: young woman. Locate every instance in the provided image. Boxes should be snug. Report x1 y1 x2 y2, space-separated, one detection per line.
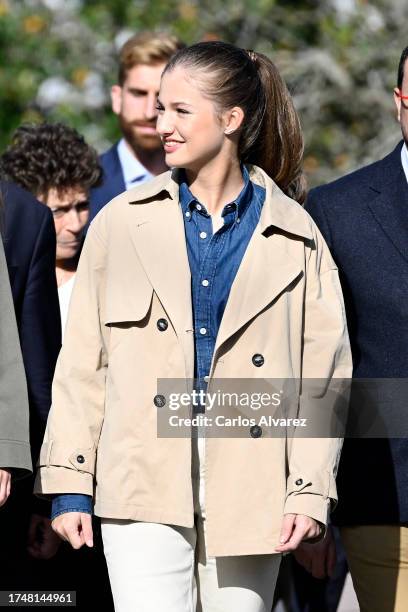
35 42 352 612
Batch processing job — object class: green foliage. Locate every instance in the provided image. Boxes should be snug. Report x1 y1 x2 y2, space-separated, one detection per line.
0 0 406 186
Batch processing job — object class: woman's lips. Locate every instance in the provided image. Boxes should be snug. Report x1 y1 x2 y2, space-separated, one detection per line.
163 140 184 153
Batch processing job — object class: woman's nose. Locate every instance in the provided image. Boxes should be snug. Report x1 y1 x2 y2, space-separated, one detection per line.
156 111 174 137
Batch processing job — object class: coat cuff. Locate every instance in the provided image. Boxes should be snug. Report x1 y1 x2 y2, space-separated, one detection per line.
37 441 96 474
0 440 32 480
283 492 331 526
34 466 94 499
283 470 336 526
34 440 96 499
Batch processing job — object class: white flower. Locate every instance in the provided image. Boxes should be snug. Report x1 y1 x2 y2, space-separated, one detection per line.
114 29 135 52
366 6 384 32
82 72 107 109
40 0 81 12
331 0 357 17
36 76 81 109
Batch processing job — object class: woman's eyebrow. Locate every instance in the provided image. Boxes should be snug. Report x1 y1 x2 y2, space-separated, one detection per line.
157 98 193 107
172 101 193 106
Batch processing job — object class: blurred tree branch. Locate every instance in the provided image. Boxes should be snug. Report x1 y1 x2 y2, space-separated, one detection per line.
0 0 404 186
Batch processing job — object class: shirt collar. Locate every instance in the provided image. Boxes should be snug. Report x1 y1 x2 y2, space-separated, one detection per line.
117 138 152 187
127 165 313 241
401 142 408 184
179 166 253 223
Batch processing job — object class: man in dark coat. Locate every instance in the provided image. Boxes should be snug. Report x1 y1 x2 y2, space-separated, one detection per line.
300 47 408 612
0 180 61 580
1 181 61 451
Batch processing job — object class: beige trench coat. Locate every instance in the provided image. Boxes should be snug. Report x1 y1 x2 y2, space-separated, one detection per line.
35 166 352 557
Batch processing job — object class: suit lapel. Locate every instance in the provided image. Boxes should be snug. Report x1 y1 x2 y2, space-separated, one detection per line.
367 142 408 265
104 144 126 199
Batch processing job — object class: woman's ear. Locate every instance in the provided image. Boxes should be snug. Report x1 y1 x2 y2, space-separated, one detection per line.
224 107 245 135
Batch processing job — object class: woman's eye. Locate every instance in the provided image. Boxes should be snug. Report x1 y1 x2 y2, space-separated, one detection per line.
177 108 189 114
155 105 164 112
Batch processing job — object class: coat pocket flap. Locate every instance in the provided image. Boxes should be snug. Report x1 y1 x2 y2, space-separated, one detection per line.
104 286 154 325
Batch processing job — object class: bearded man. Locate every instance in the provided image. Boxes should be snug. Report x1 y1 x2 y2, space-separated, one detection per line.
90 31 184 220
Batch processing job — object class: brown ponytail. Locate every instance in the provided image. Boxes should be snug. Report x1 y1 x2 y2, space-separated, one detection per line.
164 41 306 204
245 52 306 204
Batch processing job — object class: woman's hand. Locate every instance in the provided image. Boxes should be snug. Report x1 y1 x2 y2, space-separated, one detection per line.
51 512 94 550
0 469 11 507
275 513 323 553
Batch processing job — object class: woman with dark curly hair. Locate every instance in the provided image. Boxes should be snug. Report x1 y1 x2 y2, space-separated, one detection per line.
0 123 101 337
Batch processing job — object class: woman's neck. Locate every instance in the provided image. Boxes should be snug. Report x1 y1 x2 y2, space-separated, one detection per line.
55 259 77 288
185 158 244 216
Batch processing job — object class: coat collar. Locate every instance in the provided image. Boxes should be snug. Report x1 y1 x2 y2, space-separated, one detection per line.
368 140 404 194
367 141 408 265
126 165 311 360
127 165 313 241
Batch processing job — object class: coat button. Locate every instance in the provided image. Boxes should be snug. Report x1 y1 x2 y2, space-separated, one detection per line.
295 478 303 486
157 318 168 331
76 455 85 464
154 394 166 408
252 354 264 367
250 425 262 438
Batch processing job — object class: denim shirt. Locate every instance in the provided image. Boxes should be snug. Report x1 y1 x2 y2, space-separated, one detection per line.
51 167 265 520
180 167 265 391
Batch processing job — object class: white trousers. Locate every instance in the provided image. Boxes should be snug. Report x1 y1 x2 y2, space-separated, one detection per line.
101 438 281 612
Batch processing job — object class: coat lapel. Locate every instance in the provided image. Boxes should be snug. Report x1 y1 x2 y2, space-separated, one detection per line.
125 167 313 367
367 142 408 265
214 170 313 356
213 231 303 356
127 173 193 349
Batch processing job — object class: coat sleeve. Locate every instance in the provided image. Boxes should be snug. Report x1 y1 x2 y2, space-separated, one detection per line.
19 207 61 460
0 239 32 478
34 218 109 497
283 219 352 526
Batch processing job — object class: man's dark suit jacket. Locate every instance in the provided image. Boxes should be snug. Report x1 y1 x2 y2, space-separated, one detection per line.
1 181 61 458
90 143 125 221
305 141 408 525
